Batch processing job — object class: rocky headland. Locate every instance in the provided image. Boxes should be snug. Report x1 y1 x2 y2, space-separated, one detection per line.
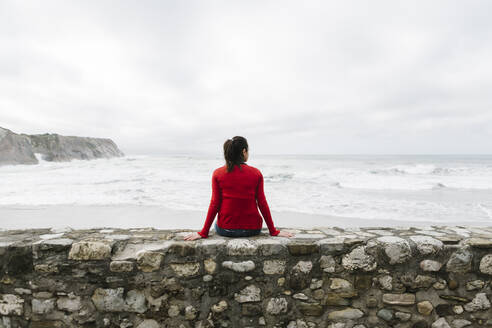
0 127 124 166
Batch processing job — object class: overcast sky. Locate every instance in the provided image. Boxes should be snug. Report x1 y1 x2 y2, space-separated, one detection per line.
1 1 492 155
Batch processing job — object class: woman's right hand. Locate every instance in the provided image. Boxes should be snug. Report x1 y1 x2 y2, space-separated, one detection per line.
276 230 295 238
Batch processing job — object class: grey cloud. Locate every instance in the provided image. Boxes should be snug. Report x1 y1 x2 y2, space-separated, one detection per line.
1 0 491 155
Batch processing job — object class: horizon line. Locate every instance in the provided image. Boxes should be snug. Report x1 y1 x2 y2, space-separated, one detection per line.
124 152 492 156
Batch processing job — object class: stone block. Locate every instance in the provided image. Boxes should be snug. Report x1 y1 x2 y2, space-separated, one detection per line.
68 241 112 260
256 239 286 256
382 293 415 305
222 260 255 272
409 236 443 255
263 260 286 275
374 236 412 264
204 258 217 274
342 246 377 272
110 260 134 272
479 254 492 275
327 307 364 320
0 294 24 315
234 285 261 303
266 297 288 315
446 247 473 273
227 239 258 256
136 251 164 272
166 241 196 256
298 302 323 316
170 262 200 277
287 243 319 255
32 298 56 314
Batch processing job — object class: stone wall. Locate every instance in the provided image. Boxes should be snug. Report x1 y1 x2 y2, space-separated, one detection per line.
1 226 492 328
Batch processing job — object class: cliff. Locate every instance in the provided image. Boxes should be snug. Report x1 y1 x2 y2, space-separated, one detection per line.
0 225 491 327
0 127 124 165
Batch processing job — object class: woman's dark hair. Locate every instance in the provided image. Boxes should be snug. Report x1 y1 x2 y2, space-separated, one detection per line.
224 136 248 172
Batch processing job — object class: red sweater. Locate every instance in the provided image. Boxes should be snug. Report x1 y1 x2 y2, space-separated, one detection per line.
198 163 281 238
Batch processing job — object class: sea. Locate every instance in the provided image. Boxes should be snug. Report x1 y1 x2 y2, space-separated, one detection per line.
1 154 492 225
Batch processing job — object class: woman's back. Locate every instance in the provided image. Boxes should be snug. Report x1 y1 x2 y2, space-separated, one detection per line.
219 163 260 200
197 163 280 238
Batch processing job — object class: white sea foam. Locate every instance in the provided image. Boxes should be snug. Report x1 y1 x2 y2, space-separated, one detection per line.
1 154 492 223
479 204 492 219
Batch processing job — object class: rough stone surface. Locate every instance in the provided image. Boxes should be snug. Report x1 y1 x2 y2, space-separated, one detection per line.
234 285 261 303
479 254 492 275
417 301 433 315
263 260 286 275
465 280 484 291
32 298 55 314
136 319 160 328
203 258 216 274
432 317 451 328
125 289 147 313
0 294 24 315
375 236 412 264
222 260 255 272
110 260 134 272
451 319 471 328
211 300 228 313
378 275 392 290
266 297 288 315
292 260 313 274
463 292 491 312
1 226 492 327
382 293 416 305
170 262 200 277
342 246 377 271
298 302 323 316
446 247 473 273
56 293 82 312
330 278 352 291
320 255 336 272
91 288 126 312
327 307 364 320
287 243 319 255
226 239 258 256
420 259 442 272
395 311 411 321
68 241 112 260
410 235 444 255
377 308 393 321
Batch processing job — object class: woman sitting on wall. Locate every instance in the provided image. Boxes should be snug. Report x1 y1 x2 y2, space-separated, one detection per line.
184 136 294 240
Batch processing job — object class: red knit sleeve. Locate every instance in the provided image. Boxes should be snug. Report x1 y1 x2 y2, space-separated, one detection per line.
198 171 221 238
256 171 280 236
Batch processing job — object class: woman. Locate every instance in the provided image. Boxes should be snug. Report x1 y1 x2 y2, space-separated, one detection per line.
184 136 294 240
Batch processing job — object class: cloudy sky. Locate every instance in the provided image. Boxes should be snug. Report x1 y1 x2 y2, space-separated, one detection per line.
1 0 491 155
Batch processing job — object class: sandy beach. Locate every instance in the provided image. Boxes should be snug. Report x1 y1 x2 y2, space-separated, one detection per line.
1 204 490 232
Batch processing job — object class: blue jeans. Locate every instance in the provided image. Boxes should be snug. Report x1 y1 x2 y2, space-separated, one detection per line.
214 222 261 238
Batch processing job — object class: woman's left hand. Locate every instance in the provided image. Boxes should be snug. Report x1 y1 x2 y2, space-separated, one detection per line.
183 232 203 241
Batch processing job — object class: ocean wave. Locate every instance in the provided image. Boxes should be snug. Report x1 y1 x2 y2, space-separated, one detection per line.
430 167 452 175
3 154 492 224
264 173 294 182
92 177 148 185
93 179 125 185
369 164 469 176
370 168 406 175
34 153 47 162
431 182 447 189
478 204 492 219
329 181 342 188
